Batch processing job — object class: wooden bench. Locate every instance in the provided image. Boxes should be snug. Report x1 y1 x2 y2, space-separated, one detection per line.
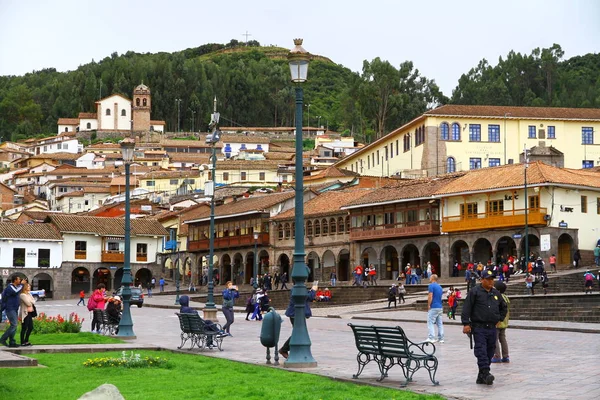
348 323 439 387
176 313 225 351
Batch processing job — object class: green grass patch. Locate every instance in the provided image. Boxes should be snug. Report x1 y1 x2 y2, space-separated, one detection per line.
0 351 442 400
27 332 124 345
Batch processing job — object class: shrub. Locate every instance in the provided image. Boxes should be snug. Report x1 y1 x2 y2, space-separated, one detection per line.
33 312 84 334
83 351 170 369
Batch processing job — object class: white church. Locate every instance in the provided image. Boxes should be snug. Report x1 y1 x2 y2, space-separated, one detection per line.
57 84 166 134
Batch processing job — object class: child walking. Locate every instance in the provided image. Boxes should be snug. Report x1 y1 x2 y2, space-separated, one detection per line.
491 281 510 363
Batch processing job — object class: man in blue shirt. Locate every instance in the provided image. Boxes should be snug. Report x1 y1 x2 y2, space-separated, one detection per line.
426 274 444 343
1 275 23 347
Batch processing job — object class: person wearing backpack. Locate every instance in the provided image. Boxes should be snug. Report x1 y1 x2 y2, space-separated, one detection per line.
245 289 256 320
584 270 596 294
387 284 398 308
88 284 108 333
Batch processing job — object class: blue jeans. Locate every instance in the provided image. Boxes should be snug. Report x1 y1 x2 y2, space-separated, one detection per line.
0 309 18 344
331 278 336 287
251 304 262 320
427 308 444 341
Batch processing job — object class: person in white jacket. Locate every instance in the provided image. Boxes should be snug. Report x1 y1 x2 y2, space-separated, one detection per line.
19 281 36 346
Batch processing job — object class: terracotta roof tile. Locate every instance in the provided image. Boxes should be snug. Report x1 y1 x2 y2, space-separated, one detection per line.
434 161 600 196
305 166 359 181
47 215 168 236
150 120 166 125
57 118 79 125
78 112 97 119
273 189 370 220
30 152 81 160
168 153 211 163
425 105 600 120
0 222 62 240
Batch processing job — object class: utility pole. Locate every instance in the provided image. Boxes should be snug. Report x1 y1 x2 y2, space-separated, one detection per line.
190 109 197 132
524 144 529 272
175 99 182 132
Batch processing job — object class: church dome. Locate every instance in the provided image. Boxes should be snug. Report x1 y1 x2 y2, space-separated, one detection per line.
133 83 150 94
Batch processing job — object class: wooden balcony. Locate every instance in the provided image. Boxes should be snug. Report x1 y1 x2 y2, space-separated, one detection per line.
442 208 548 233
188 232 270 252
101 251 125 263
350 220 440 241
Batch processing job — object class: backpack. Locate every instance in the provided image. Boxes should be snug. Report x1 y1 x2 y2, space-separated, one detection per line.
87 294 97 311
585 274 593 281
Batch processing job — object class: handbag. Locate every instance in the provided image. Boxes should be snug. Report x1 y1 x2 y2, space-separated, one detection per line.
28 304 38 318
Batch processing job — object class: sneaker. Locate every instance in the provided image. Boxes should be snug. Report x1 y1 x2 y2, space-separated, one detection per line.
438 339 445 343
21 342 32 347
8 342 19 348
491 357 502 363
278 349 289 359
425 338 436 343
501 357 510 363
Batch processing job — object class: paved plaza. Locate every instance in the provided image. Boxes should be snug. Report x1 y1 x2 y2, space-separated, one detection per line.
3 295 600 400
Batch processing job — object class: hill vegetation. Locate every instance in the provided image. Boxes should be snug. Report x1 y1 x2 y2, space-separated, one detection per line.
0 41 597 144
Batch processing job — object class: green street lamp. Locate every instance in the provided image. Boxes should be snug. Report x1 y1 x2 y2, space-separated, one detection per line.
117 137 136 338
285 38 317 368
253 232 259 289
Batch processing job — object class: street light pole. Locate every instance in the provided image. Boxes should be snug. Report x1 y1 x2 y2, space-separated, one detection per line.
176 99 182 132
253 232 259 289
286 38 317 368
118 137 136 338
174 242 181 305
203 96 221 322
504 112 511 165
523 144 529 272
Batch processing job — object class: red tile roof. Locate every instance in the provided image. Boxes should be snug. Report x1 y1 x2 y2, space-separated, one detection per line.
47 215 168 236
273 189 370 220
0 222 62 240
57 118 79 125
425 105 600 120
78 112 97 119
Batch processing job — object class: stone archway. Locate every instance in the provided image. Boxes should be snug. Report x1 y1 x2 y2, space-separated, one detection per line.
307 251 320 282
520 234 540 259
92 268 112 291
400 244 420 270
557 233 574 265
361 247 378 269
135 267 152 288
422 242 441 277
451 240 470 267
337 249 350 281
473 238 493 265
222 254 233 284
380 245 399 280
246 251 255 283
32 273 53 298
71 267 90 295
322 250 336 282
496 236 517 264
278 253 291 277
258 250 270 275
163 257 174 279
232 253 245 283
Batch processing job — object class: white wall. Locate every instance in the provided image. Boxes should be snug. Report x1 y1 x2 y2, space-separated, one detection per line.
98 95 131 130
76 153 96 169
57 124 77 134
80 118 98 131
222 142 269 157
0 240 63 269
61 233 163 264
150 124 164 133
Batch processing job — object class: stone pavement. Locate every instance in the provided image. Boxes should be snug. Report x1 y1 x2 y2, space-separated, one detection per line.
2 296 600 400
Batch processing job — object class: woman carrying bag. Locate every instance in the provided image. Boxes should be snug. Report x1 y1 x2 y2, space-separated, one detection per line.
19 281 37 346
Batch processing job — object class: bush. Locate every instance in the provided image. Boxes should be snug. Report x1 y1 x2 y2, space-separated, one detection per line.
33 312 84 334
83 351 170 369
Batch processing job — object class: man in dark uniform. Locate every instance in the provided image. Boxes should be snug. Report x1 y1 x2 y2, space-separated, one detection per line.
461 269 507 385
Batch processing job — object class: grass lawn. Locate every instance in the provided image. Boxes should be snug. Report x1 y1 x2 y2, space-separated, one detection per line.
1 326 124 345
0 351 442 400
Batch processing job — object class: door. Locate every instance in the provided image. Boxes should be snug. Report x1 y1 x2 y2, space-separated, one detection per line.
558 241 571 265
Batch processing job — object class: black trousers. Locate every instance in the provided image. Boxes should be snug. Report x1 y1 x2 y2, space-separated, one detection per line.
21 314 34 344
473 327 497 369
222 307 234 333
280 317 295 353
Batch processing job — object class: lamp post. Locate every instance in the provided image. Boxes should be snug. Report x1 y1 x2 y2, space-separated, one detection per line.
174 241 181 305
117 137 136 338
203 96 221 322
175 99 182 132
253 232 259 289
285 38 317 368
190 110 197 133
504 112 511 165
316 115 321 129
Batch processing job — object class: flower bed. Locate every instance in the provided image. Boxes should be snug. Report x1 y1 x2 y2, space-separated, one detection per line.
33 313 84 334
83 351 170 369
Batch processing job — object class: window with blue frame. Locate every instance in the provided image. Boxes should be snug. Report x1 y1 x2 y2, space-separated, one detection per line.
488 125 500 142
582 127 594 144
547 126 555 139
451 123 461 140
440 122 449 140
469 158 482 170
469 124 481 142
528 126 536 138
489 158 501 167
446 157 456 173
582 160 594 169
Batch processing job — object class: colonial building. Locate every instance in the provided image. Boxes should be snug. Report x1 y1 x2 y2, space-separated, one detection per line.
57 84 166 134
336 105 600 177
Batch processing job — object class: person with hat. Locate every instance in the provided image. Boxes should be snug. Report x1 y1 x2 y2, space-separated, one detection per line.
106 296 122 333
584 270 596 294
461 269 508 385
387 284 398 308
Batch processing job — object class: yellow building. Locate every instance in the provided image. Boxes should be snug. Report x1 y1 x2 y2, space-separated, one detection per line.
137 170 203 195
336 105 600 177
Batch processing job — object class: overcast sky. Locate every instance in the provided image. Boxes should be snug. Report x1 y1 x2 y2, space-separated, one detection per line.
0 0 598 96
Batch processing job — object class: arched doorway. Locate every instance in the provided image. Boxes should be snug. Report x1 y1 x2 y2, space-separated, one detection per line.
115 268 124 288
71 267 90 295
473 238 493 264
401 244 419 271
451 240 469 268
246 252 255 283
92 268 112 291
322 250 335 282
135 268 152 288
163 257 174 279
33 273 53 298
422 242 441 277
520 234 540 259
278 253 291 276
337 249 350 281
361 247 377 269
222 254 233 284
306 251 319 282
258 250 270 275
496 236 517 265
380 246 399 280
233 253 245 283
557 233 574 265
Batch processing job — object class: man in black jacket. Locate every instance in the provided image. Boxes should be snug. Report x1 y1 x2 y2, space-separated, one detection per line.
461 269 507 385
1 275 23 347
